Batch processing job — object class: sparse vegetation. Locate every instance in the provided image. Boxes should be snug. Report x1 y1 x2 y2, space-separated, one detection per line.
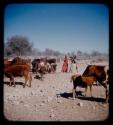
4 35 108 61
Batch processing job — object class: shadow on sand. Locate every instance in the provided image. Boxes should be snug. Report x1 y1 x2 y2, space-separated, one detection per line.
4 81 24 87
34 75 44 81
57 91 106 103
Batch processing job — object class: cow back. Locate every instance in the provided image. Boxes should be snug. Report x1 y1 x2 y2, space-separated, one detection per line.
83 65 106 81
4 64 30 77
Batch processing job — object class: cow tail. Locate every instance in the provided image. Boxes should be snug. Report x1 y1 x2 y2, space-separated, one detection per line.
29 72 32 81
28 72 32 87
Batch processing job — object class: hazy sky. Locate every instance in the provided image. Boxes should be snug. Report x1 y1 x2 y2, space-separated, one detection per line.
4 3 109 53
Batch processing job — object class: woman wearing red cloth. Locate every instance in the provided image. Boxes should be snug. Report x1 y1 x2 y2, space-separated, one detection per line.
61 55 68 72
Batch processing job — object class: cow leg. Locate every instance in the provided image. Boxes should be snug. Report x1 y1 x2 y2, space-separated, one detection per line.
29 73 32 87
11 76 15 87
105 91 109 103
72 88 76 100
8 75 12 86
89 85 92 97
85 86 88 97
103 83 108 102
73 86 77 99
99 81 108 103
13 78 15 87
23 76 28 88
9 80 12 86
39 69 44 80
23 79 27 88
34 63 37 74
41 73 44 81
105 88 109 103
10 76 14 87
102 84 109 103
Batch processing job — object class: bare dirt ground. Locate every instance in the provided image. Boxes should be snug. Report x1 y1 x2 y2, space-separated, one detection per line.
3 60 109 121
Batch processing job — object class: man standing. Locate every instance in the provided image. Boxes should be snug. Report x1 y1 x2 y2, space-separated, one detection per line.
69 55 78 73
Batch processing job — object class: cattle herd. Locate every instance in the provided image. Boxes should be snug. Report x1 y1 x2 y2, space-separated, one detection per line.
4 57 57 86
4 56 109 103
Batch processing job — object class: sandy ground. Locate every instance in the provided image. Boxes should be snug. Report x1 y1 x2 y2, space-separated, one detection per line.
3 60 109 121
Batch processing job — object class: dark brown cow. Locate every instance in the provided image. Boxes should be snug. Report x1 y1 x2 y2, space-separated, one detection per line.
32 59 41 73
4 64 32 88
46 58 57 72
47 58 56 64
82 65 109 102
32 58 57 74
32 58 47 80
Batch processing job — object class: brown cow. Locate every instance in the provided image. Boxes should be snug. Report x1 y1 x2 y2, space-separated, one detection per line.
82 65 109 102
4 64 32 88
83 65 106 81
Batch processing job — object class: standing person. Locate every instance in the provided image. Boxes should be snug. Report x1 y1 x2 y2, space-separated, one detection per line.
69 55 78 73
61 55 68 72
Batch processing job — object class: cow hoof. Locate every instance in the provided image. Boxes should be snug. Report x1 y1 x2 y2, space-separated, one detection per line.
105 99 109 103
91 96 94 99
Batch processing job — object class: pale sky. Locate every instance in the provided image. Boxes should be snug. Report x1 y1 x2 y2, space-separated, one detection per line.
4 3 109 54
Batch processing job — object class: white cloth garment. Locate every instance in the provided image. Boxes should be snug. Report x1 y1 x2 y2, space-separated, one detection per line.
70 63 78 73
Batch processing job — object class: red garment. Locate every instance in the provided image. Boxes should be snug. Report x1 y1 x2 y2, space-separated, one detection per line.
62 56 68 72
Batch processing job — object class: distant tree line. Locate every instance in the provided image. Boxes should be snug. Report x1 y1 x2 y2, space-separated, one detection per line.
4 35 108 60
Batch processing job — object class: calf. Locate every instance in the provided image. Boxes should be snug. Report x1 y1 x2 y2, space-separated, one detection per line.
71 74 96 99
4 64 32 88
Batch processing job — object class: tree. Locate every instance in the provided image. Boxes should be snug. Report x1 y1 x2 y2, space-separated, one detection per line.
5 35 33 56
